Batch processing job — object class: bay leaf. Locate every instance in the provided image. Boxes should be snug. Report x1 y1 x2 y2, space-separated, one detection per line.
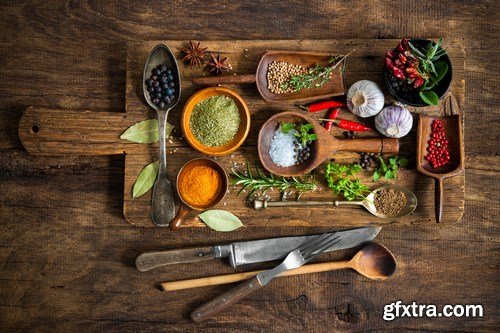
133 161 159 198
198 210 243 232
120 119 174 143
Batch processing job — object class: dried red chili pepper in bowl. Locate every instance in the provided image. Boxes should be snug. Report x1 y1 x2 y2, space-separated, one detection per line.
383 38 452 107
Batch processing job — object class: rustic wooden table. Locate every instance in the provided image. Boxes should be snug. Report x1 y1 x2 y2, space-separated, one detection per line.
0 1 498 332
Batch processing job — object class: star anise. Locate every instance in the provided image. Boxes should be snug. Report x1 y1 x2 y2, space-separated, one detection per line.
180 41 207 68
206 53 232 75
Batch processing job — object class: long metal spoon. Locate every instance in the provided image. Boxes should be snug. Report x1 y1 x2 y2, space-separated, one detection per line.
143 44 181 226
253 185 417 219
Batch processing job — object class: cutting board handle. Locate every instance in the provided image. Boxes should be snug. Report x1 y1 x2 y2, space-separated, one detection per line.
19 107 145 156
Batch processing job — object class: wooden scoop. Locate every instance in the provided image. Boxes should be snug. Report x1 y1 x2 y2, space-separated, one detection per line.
160 243 397 291
416 94 464 223
258 112 399 177
192 50 347 104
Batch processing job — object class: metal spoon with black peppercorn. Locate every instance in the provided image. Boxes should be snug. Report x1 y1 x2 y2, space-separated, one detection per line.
143 44 181 227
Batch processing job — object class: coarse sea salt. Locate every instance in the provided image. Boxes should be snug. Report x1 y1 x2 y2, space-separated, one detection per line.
269 128 298 167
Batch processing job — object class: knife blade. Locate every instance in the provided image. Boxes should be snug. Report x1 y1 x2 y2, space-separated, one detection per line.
135 226 380 272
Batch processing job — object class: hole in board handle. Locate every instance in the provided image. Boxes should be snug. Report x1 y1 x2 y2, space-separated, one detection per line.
31 125 40 133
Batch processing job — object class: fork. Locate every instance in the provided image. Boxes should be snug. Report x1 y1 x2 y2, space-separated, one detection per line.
190 232 341 322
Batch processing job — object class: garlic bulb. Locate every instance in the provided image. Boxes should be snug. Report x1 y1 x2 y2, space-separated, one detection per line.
375 105 413 138
346 80 385 118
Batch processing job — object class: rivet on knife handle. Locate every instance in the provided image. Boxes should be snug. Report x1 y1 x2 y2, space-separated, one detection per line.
135 246 215 272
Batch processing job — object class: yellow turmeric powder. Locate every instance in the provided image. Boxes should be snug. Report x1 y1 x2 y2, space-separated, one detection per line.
178 165 222 208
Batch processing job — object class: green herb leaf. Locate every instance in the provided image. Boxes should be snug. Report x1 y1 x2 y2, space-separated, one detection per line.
373 171 380 181
397 157 409 167
419 91 439 106
132 161 159 198
385 170 394 179
198 210 243 232
433 61 448 83
120 119 173 143
280 122 295 134
325 162 369 201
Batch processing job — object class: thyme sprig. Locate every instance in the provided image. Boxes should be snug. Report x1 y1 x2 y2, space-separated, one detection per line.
232 163 317 198
281 50 354 92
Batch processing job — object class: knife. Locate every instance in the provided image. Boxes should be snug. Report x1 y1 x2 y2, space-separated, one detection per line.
135 227 381 272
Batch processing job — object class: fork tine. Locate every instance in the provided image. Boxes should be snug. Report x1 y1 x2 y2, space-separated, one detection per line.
296 233 332 254
301 234 339 257
303 237 341 262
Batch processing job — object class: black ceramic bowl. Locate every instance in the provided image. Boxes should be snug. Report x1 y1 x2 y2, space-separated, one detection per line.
384 39 452 107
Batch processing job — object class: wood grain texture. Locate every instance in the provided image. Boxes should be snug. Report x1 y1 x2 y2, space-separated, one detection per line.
0 0 498 332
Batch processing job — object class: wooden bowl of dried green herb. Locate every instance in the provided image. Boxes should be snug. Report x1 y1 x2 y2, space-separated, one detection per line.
182 87 251 156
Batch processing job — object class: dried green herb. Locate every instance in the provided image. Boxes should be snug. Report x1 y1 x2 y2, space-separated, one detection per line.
280 50 353 92
198 210 243 232
132 161 159 198
325 162 369 201
232 163 317 199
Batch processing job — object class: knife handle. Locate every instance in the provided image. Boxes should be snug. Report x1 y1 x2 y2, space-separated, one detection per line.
135 247 215 272
190 276 264 322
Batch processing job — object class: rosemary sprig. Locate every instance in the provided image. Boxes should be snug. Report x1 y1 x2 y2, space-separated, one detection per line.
231 163 317 198
281 50 354 92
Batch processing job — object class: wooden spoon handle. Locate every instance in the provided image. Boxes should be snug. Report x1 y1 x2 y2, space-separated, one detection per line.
160 261 349 291
169 204 191 231
190 276 264 322
192 74 256 86
435 178 444 223
335 138 399 154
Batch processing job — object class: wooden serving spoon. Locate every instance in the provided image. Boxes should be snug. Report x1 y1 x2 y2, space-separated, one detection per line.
160 243 397 291
416 94 464 222
258 111 399 177
192 50 350 104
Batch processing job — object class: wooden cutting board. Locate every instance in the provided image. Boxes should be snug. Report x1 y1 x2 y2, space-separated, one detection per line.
18 39 465 228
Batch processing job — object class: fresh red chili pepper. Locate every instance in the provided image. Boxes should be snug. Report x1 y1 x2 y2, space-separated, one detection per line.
299 100 345 112
401 38 409 50
385 50 396 60
325 118 372 132
322 108 341 131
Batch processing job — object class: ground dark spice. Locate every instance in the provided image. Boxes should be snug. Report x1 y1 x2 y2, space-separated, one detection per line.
374 188 407 216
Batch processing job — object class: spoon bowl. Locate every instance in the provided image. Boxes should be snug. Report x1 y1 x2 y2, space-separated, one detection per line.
143 44 181 227
361 186 418 219
350 243 397 280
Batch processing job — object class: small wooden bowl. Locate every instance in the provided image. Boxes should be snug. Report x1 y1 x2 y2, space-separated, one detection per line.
169 158 229 230
182 87 251 156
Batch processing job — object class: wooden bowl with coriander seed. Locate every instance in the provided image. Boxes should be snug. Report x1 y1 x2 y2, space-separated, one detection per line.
182 87 251 156
169 158 229 231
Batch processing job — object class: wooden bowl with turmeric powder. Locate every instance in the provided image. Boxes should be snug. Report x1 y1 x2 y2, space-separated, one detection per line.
169 158 228 230
182 87 251 156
